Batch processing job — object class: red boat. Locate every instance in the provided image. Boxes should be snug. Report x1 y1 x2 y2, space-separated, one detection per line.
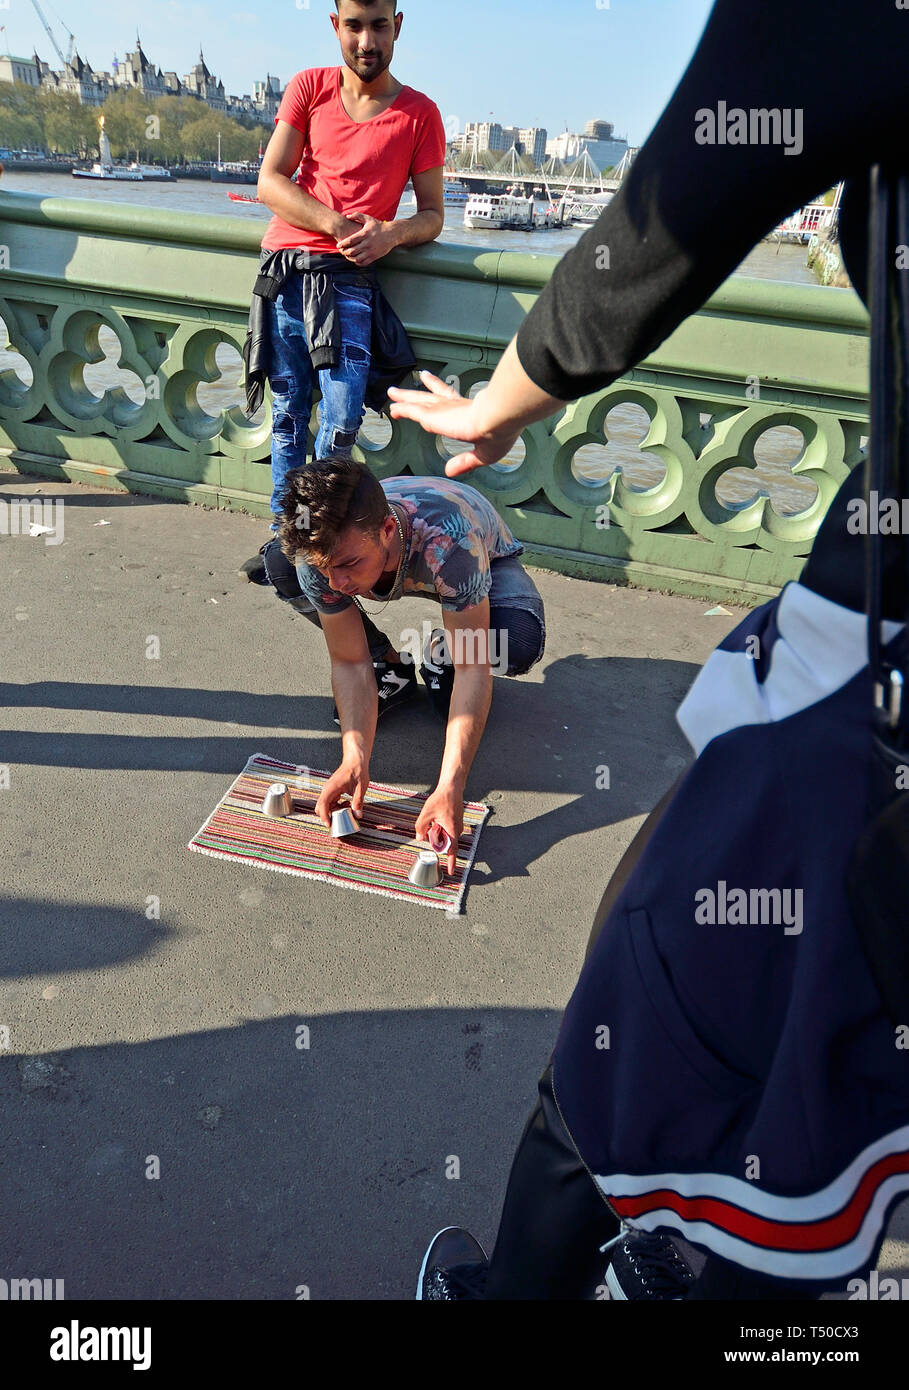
227 192 259 203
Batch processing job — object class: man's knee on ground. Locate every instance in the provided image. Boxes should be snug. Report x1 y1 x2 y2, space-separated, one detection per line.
490 607 545 676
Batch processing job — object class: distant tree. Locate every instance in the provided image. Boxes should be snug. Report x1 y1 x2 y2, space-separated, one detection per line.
0 80 269 165
151 94 212 162
180 114 222 161
494 146 537 177
180 111 253 162
147 97 184 163
39 90 95 156
217 117 247 161
452 145 500 173
251 124 271 157
0 81 45 150
101 89 148 162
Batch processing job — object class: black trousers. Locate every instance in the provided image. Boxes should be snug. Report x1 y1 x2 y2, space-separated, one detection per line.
483 1060 620 1299
482 1060 834 1301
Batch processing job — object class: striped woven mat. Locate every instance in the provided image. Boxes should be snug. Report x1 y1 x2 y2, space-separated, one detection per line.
188 753 490 914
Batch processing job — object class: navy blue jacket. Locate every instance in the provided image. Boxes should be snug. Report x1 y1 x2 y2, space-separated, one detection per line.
528 0 909 1285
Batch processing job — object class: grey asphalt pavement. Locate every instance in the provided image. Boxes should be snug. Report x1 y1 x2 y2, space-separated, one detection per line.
1 469 906 1299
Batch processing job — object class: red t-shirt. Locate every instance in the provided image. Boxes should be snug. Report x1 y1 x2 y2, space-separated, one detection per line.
261 66 446 253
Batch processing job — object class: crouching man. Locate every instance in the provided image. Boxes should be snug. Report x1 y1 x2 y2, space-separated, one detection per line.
263 456 546 869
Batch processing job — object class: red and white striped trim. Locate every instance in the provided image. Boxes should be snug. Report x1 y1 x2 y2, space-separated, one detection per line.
596 1122 909 1279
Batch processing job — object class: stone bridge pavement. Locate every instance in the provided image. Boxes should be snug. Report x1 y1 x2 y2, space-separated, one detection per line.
0 469 905 1299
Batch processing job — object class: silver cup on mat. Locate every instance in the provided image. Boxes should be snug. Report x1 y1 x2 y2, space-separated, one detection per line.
409 848 442 888
330 806 359 838
262 782 293 818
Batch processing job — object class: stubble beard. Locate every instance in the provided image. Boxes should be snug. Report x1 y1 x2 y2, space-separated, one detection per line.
343 48 393 83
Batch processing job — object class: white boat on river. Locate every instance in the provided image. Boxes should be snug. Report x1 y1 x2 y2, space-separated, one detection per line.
464 189 536 230
72 117 174 182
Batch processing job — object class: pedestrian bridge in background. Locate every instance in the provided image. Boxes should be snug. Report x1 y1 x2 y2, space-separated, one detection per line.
0 189 871 604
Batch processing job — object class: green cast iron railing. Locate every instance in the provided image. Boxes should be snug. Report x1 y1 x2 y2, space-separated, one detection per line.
0 190 870 602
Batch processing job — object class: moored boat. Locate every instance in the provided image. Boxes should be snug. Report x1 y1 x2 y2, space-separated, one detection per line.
464 189 534 229
72 117 174 181
764 184 844 245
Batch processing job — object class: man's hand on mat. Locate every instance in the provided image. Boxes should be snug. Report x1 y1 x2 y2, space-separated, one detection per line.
387 371 522 477
316 759 369 827
335 213 397 267
414 784 463 878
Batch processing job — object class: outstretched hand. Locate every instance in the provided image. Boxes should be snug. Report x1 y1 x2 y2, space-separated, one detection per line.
387 370 521 477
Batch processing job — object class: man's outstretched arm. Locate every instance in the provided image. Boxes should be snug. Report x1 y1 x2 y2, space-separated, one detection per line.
313 604 378 827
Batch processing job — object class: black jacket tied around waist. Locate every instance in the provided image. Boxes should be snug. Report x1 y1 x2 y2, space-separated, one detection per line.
242 247 417 417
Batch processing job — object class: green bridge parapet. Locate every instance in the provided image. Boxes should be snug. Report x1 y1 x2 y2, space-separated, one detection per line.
0 190 870 602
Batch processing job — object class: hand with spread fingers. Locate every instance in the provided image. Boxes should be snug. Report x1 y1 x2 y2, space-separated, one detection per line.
387 370 521 478
387 337 567 479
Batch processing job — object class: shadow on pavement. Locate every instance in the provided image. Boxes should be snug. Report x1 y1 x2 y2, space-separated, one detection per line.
0 1001 562 1300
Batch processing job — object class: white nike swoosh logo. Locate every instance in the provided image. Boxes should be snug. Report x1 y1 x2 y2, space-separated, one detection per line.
380 672 410 696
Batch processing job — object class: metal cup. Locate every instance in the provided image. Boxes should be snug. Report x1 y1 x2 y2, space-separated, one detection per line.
262 782 293 817
330 806 359 838
409 848 441 888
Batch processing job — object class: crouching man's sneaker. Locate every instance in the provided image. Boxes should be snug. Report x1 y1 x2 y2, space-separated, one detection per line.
416 1227 488 1300
603 1229 695 1300
419 628 456 718
237 538 274 586
332 656 419 726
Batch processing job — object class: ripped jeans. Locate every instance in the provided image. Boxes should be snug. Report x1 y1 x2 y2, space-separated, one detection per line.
266 274 373 525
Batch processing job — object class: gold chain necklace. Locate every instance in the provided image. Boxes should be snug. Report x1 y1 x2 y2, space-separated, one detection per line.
358 503 406 615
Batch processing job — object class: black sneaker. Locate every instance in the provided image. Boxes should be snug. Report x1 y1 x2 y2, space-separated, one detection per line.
419 628 455 718
603 1228 695 1300
332 656 420 726
416 1226 488 1300
237 536 274 586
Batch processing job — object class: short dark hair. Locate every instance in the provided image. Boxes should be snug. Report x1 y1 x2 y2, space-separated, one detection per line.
277 456 391 567
334 0 397 12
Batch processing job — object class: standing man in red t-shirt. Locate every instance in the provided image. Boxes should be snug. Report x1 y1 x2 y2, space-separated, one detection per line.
241 0 446 592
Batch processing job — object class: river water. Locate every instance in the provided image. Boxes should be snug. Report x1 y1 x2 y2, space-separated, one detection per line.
0 170 854 516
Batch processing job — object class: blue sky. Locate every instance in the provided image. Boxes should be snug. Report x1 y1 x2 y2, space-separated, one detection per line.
5 0 715 144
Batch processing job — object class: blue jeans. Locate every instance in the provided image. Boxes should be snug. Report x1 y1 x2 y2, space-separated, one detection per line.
262 542 547 677
266 275 373 525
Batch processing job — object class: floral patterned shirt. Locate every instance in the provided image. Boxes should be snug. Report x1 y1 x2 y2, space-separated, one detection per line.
296 476 523 614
